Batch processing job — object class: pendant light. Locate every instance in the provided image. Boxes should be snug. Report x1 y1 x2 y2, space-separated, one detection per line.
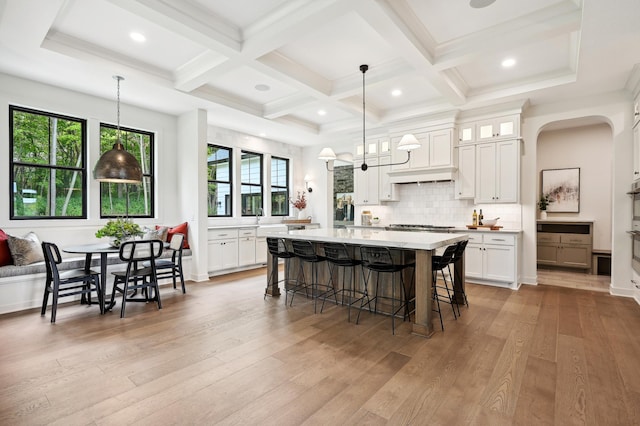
93 75 143 183
319 64 421 172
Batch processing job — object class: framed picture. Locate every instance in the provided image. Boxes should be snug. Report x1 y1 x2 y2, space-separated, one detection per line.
541 168 580 213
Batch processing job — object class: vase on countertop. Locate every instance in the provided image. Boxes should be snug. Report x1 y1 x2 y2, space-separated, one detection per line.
540 210 547 220
297 209 306 220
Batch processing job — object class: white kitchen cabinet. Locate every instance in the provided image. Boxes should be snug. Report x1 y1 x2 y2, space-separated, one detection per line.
238 228 256 266
378 156 398 201
455 144 475 199
464 233 518 288
354 157 379 205
475 139 519 203
208 237 238 271
475 115 519 142
633 122 640 180
390 128 453 171
429 129 453 167
458 122 475 143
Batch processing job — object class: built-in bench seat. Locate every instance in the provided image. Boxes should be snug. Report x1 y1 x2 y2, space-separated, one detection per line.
0 249 192 279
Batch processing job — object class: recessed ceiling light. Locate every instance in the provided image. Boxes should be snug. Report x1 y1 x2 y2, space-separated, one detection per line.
318 109 327 116
255 84 270 91
469 0 496 8
391 89 402 97
501 58 516 68
129 32 146 43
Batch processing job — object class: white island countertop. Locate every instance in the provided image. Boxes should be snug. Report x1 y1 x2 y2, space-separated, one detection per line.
274 227 468 251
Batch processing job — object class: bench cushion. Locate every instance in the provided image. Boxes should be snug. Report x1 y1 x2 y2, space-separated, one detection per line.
0 249 191 279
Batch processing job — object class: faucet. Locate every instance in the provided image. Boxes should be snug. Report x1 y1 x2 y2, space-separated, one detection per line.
256 208 263 224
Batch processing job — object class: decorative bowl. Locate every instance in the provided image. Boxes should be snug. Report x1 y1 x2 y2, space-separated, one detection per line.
482 218 498 227
370 218 380 225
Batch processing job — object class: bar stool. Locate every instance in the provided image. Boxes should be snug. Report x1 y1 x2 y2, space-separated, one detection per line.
358 245 415 334
264 237 296 300
321 242 365 320
449 239 469 308
432 244 459 331
290 239 327 313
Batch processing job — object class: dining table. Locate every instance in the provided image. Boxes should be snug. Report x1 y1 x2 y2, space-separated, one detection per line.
264 227 468 338
63 242 121 312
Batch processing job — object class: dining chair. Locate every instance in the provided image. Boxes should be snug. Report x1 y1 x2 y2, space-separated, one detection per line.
41 241 102 323
432 243 460 331
144 233 185 293
109 239 164 318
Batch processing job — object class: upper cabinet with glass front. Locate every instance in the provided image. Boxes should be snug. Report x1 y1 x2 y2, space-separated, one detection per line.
458 114 520 143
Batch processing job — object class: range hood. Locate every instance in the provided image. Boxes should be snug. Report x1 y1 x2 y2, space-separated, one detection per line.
386 166 456 184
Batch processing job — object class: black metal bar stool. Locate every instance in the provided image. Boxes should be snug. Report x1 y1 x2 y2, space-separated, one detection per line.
449 239 469 308
432 243 459 331
358 245 415 334
321 242 365 320
290 239 327 313
264 237 296 300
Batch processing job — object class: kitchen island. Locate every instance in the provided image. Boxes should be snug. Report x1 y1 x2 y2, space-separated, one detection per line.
265 227 468 337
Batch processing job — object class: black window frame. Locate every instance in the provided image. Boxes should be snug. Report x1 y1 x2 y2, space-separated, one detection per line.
207 144 233 217
240 150 263 217
9 105 88 220
270 156 290 217
99 123 155 219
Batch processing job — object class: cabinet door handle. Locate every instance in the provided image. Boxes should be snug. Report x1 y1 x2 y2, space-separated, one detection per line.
219 233 228 237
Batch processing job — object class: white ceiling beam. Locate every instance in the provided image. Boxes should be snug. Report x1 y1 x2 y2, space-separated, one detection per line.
357 0 467 106
263 93 316 120
434 8 582 70
106 0 242 55
42 31 174 83
174 51 231 92
190 85 263 117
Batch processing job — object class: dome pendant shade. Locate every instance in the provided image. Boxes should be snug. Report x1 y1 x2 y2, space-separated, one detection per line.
93 141 143 183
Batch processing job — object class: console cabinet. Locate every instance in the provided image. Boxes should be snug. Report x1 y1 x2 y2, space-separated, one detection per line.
536 221 593 270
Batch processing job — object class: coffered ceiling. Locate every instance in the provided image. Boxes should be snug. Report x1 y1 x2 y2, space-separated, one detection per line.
0 0 638 146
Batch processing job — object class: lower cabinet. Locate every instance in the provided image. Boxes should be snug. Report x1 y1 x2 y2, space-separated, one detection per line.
208 238 238 271
465 232 519 289
238 228 256 266
536 223 592 270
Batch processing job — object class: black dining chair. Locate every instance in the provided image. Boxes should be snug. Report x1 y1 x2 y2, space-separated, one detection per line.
432 243 460 331
144 233 186 293
41 241 102 323
109 239 164 318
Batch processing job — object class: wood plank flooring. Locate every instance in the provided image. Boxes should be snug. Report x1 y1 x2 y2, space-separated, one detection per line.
0 268 638 425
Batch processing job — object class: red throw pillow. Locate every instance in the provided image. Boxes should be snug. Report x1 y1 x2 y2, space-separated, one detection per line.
0 229 13 266
167 222 189 249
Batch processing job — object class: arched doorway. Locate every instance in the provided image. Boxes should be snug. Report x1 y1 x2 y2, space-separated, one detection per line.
535 117 613 291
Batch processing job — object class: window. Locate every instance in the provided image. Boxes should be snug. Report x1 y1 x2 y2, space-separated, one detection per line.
271 156 289 216
10 106 87 219
240 150 263 216
207 144 232 217
99 124 154 218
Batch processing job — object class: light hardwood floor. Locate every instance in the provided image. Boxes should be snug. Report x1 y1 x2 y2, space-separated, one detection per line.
1 268 639 425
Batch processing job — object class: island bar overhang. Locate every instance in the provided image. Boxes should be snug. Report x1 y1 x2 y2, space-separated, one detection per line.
264 228 469 337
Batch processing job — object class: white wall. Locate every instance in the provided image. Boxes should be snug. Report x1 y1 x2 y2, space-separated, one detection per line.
537 124 613 250
0 73 181 248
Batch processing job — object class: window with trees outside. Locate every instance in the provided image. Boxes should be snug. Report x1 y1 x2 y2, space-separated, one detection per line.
241 150 263 216
271 156 289 216
99 123 154 217
207 144 232 217
10 106 87 219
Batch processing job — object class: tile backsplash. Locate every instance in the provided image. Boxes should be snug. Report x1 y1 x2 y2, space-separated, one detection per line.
355 181 522 230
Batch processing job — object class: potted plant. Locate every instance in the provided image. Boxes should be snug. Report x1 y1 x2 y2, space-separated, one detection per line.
95 218 143 247
538 194 552 219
